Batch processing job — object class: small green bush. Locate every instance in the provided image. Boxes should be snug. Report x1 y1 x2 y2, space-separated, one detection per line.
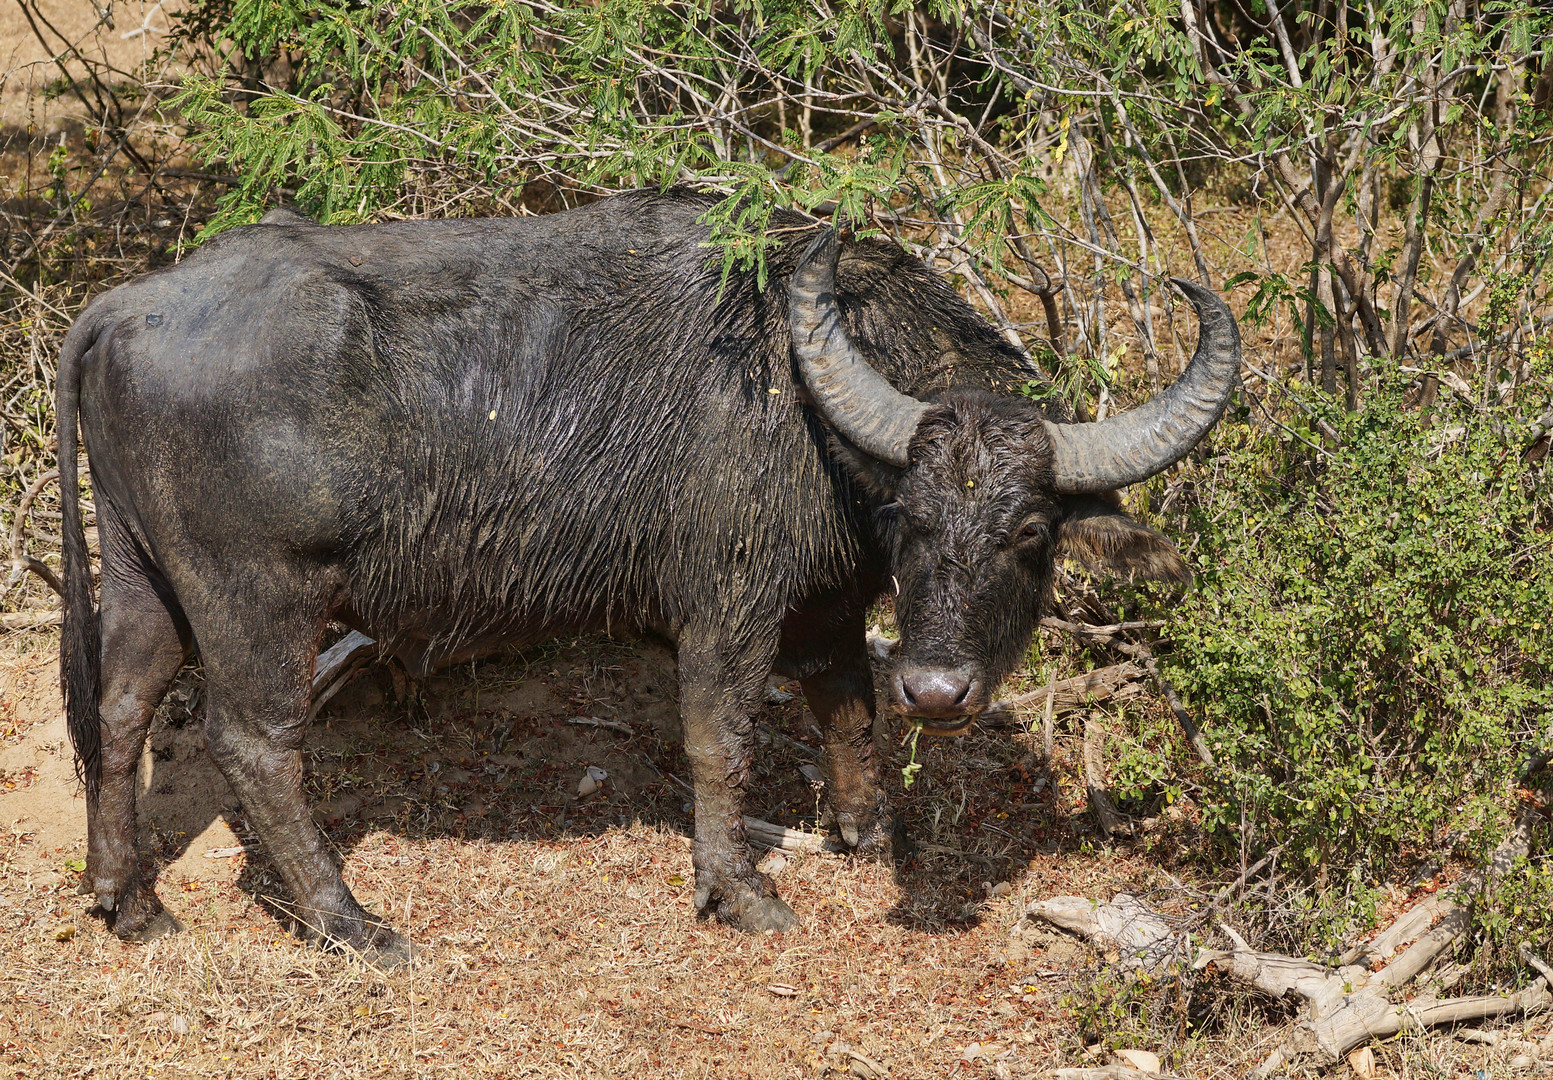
1159 366 1553 886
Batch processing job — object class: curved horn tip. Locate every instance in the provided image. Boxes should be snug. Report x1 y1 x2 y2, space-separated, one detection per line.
1168 276 1216 304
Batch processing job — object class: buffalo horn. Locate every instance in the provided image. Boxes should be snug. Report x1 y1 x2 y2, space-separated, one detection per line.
789 230 928 468
1044 278 1241 493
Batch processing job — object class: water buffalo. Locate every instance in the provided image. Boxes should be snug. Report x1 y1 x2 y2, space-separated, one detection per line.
56 188 1239 964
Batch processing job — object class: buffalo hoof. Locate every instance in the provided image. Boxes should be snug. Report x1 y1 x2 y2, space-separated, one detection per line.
310 912 413 968
100 880 180 942
719 890 798 933
357 933 416 971
695 877 798 933
118 907 185 943
835 811 911 860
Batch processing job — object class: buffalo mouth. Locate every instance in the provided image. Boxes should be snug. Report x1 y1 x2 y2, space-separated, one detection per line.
909 714 980 737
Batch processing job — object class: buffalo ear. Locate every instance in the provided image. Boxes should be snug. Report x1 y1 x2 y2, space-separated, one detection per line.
827 432 902 500
1055 493 1191 584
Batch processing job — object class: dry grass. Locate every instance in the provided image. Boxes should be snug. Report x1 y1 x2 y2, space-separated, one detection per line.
3 634 1548 1079
0 635 1144 1079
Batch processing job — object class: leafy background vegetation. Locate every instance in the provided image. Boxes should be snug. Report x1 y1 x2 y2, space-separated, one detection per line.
3 0 1552 993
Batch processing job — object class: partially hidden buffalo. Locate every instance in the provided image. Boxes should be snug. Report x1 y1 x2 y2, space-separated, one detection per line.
56 189 1239 964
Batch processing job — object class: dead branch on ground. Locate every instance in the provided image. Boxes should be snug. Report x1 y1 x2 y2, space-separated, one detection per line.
1020 807 1550 1070
980 661 1149 727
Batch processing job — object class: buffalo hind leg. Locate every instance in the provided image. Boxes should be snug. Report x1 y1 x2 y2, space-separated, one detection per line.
84 553 191 940
196 592 411 967
800 634 901 858
678 628 797 933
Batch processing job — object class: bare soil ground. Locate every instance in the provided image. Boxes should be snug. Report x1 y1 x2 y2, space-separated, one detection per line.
1 632 1547 1079
0 1 178 132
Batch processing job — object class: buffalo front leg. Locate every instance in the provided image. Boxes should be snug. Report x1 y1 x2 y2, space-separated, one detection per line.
800 638 900 857
197 609 410 967
677 631 797 933
84 556 191 940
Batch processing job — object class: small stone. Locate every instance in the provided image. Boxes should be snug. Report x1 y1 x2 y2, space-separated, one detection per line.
799 764 824 786
757 850 788 875
810 1030 834 1045
989 881 1012 898
866 633 899 660
960 1042 982 1063
577 765 607 797
1115 1048 1160 1073
1509 1056 1536 1071
763 684 795 704
170 1014 189 1035
848 1050 887 1078
993 1064 1013 1080
1346 1046 1375 1078
52 924 75 942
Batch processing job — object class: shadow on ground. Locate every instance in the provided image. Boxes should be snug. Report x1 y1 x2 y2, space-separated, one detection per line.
126 631 1100 942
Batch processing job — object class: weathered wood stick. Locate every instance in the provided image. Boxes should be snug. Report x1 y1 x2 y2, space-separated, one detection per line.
563 716 635 735
309 630 378 718
1040 616 1167 639
6 557 63 597
1083 716 1129 838
742 816 844 854
2 609 61 630
1053 1067 1157 1080
982 662 1148 726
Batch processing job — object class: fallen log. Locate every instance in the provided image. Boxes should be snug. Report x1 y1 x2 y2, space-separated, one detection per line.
742 816 844 854
1021 807 1549 1067
2 609 61 630
1023 892 1185 971
980 662 1148 728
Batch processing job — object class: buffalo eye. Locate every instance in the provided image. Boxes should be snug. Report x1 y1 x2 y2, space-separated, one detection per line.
1015 516 1050 545
888 502 933 534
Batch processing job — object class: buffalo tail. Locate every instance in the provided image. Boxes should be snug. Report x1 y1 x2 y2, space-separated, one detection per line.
57 319 101 800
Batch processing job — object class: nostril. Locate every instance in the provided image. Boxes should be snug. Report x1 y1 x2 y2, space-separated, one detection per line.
896 674 917 707
951 677 971 706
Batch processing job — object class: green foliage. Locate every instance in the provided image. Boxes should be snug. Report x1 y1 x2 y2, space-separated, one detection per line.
171 0 919 239
164 0 1553 438
1062 966 1193 1064
1160 369 1553 881
1477 840 1553 973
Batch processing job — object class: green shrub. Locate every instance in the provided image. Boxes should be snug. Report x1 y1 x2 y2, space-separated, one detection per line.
1159 367 1553 884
